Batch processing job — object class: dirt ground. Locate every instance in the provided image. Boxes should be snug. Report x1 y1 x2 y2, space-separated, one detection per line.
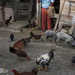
0 21 75 75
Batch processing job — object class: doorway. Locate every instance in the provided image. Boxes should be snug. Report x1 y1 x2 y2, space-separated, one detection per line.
54 0 60 14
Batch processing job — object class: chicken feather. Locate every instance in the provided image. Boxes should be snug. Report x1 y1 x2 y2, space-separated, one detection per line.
36 49 55 71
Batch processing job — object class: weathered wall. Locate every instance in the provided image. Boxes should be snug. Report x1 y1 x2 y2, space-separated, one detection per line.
60 0 75 17
5 0 33 20
6 0 19 21
0 7 14 22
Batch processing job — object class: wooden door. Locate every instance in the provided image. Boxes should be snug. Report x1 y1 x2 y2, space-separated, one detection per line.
18 2 29 19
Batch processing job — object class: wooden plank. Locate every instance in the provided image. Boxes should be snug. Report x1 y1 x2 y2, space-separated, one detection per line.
38 2 41 29
60 0 75 17
64 1 75 5
0 7 2 22
54 0 65 31
61 15 72 20
66 0 75 1
18 10 29 13
31 14 36 22
36 1 41 29
61 9 75 17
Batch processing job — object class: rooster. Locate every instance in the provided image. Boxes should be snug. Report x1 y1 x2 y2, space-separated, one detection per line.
11 68 38 75
12 38 27 50
9 47 29 60
10 33 14 41
30 32 42 41
36 49 55 71
5 16 12 26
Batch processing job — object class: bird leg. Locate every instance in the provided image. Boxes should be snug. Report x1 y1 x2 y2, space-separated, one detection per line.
43 66 49 71
38 68 43 70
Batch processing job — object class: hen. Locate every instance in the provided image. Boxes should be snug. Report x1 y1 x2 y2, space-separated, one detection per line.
11 68 38 75
71 56 75 66
29 20 36 30
9 47 29 60
10 33 14 41
36 49 55 71
12 38 27 50
23 36 32 43
5 16 12 26
29 20 32 29
30 32 42 41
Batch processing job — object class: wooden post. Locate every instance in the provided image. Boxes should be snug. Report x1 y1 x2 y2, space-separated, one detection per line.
36 0 41 29
1 0 9 22
54 0 66 32
38 2 41 29
2 6 5 22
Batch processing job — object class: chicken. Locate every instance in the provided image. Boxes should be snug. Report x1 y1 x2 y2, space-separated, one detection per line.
29 20 32 29
36 49 55 71
9 47 29 60
5 16 12 26
12 38 27 50
23 36 32 43
71 56 75 66
29 20 36 30
10 33 14 41
30 31 42 41
11 68 38 75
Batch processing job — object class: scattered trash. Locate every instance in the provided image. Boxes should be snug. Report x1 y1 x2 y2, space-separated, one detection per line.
0 68 8 73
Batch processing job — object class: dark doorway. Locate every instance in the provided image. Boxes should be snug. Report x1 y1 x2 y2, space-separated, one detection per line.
54 0 60 14
20 0 25 2
20 0 30 3
32 0 36 17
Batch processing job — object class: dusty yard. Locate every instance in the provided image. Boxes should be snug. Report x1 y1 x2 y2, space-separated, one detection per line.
0 21 75 75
